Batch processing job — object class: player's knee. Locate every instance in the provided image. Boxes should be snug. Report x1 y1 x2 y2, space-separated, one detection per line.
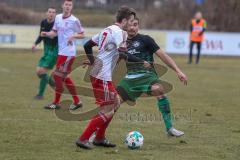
151 84 164 97
36 68 47 76
36 68 42 76
115 95 121 105
114 95 121 112
101 105 115 118
53 69 67 79
36 71 44 78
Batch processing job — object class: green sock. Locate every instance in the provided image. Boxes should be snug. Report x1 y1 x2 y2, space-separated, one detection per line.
38 74 49 96
157 97 173 131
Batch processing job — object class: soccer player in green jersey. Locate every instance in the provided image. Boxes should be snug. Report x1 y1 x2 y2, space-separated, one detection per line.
32 7 58 100
117 18 188 137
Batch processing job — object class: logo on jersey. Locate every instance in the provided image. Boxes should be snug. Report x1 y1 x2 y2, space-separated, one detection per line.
104 42 117 51
128 49 140 55
133 41 140 48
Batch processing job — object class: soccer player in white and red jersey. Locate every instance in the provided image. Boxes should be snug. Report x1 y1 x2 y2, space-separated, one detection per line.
76 6 150 149
41 0 84 110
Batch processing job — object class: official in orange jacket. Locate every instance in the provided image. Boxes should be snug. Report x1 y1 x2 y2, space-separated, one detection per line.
189 11 207 64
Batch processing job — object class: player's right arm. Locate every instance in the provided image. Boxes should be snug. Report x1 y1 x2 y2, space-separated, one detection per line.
41 30 57 39
83 40 97 65
32 21 44 51
116 31 151 68
41 17 58 39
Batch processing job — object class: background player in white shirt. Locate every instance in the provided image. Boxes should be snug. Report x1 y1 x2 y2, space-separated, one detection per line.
76 6 150 149
41 0 84 110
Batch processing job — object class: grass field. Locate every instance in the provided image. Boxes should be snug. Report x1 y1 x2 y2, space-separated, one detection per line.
0 50 240 160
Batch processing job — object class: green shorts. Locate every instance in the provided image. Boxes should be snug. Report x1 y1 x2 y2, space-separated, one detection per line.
117 71 161 102
38 45 58 69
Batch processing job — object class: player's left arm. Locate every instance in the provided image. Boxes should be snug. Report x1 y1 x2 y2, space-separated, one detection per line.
145 35 187 85
68 19 85 45
41 30 57 38
70 32 85 39
155 49 188 85
118 50 150 68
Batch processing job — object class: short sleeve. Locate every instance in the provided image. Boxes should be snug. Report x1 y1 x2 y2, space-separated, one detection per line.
74 19 84 33
52 17 58 32
115 31 126 49
91 33 100 46
144 35 160 54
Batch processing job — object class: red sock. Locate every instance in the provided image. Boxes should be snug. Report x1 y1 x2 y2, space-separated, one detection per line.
64 77 80 104
80 112 107 141
53 74 63 104
95 116 113 141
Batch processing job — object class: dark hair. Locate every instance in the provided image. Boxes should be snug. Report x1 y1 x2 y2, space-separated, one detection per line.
134 17 140 23
116 6 136 23
64 0 73 3
48 6 56 10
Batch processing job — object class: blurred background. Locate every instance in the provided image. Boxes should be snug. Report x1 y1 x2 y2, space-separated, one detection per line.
0 0 240 56
0 2 240 159
1 0 240 31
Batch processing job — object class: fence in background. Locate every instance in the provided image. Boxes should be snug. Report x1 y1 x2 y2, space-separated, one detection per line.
0 25 239 56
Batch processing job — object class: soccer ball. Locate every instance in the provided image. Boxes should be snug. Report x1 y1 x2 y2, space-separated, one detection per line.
125 131 144 149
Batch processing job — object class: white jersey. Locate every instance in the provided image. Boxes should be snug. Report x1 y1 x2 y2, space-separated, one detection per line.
90 25 127 81
53 14 84 56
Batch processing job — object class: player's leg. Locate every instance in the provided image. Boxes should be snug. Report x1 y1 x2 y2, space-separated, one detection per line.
44 55 66 109
35 66 49 99
61 57 82 110
151 83 184 137
117 77 141 106
196 42 202 64
45 56 82 110
91 98 119 148
35 50 52 99
93 82 120 147
64 77 82 110
35 45 57 100
188 41 194 64
77 77 118 149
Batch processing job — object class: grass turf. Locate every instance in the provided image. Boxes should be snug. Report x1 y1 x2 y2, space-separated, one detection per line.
0 50 239 160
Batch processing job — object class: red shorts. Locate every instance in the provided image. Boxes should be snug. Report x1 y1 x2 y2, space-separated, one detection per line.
56 55 75 73
90 76 117 106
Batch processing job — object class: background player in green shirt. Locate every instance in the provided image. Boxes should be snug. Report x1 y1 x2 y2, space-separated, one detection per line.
32 7 58 100
117 17 188 137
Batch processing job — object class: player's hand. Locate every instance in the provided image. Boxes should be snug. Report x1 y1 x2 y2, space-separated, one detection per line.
32 45 37 52
67 36 74 46
143 61 151 69
41 32 47 37
82 59 91 68
177 71 188 85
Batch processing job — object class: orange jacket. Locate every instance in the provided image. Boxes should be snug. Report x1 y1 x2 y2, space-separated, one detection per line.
190 18 207 42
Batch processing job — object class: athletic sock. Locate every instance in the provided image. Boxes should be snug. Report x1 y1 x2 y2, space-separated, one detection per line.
38 74 49 96
64 77 80 104
80 112 108 141
157 97 173 131
95 116 113 141
53 74 63 104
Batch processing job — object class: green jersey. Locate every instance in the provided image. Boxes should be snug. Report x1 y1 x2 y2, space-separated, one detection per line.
126 34 160 74
35 19 58 47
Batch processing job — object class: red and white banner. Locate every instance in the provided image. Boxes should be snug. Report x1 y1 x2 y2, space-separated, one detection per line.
166 31 240 56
